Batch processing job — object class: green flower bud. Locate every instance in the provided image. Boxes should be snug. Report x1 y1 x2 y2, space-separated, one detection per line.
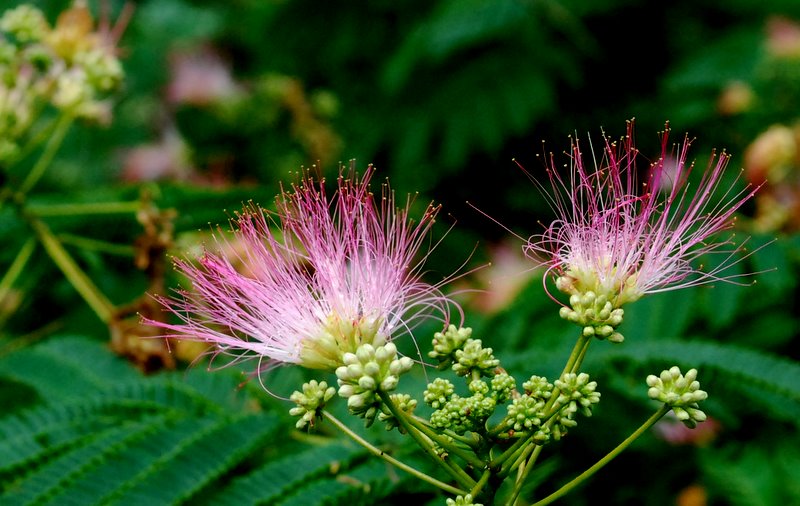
558 285 627 343
490 372 516 403
380 376 399 391
555 372 601 418
75 48 123 93
424 378 454 409
430 392 496 434
522 375 553 401
543 372 601 438
358 376 376 390
289 380 336 430
336 342 413 426
646 366 708 428
469 379 489 395
429 325 472 368
506 395 546 432
453 339 499 377
446 494 483 506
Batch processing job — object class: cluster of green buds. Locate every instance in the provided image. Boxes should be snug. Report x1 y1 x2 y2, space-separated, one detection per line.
445 494 483 506
335 342 413 427
429 325 473 369
504 372 600 443
430 325 500 376
426 377 507 434
557 288 625 343
551 372 601 439
425 326 512 434
647 367 708 428
505 375 552 442
0 3 124 162
289 380 336 429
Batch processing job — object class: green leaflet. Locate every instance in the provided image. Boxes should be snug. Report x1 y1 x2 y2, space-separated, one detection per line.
207 442 366 506
0 336 282 505
276 459 407 506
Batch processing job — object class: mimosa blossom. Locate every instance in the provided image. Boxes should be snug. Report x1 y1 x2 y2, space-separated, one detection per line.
151 168 458 372
524 122 760 335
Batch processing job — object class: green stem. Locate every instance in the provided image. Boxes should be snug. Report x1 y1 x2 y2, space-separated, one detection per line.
506 334 592 504
0 238 37 303
322 411 467 497
412 415 477 447
495 335 591 474
562 334 592 377
505 441 539 480
470 468 492 499
506 444 546 505
57 234 135 256
529 405 671 506
490 433 529 471
18 113 74 195
378 390 477 489
404 410 486 470
569 336 592 374
28 216 115 323
4 114 62 169
27 201 141 217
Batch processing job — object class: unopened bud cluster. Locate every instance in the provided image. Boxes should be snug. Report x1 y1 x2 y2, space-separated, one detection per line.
445 494 483 506
289 380 336 429
551 372 601 439
505 375 552 441
424 327 513 434
336 342 413 427
0 3 124 162
429 325 472 369
647 367 708 428
427 378 501 434
557 287 625 343
504 372 600 442
430 325 500 378
452 338 500 377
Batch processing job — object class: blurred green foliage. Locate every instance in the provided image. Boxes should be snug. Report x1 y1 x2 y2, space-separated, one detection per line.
1 0 800 505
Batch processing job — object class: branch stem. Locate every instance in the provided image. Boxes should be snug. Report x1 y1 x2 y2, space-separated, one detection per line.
28 216 115 323
0 238 37 304
322 410 467 497
530 405 671 506
378 390 477 490
19 114 74 195
28 201 141 216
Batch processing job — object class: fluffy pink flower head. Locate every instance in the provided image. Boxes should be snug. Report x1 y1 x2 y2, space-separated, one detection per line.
152 167 458 372
524 121 760 340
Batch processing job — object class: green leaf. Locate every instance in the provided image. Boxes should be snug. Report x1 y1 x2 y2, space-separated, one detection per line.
0 336 140 402
208 442 366 506
1 414 180 504
277 459 407 506
100 413 279 505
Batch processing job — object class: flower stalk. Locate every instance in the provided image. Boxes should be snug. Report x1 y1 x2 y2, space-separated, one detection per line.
18 113 74 195
27 214 115 323
529 405 671 506
322 410 468 497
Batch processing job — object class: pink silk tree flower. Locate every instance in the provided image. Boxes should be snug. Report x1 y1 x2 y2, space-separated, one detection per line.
524 121 760 341
150 167 458 372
